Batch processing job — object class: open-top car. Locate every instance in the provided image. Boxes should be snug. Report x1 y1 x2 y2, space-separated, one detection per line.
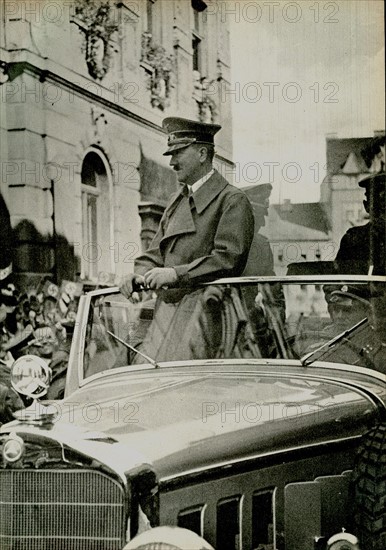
1 275 386 550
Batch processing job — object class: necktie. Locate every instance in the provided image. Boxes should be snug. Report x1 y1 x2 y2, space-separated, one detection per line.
181 185 193 197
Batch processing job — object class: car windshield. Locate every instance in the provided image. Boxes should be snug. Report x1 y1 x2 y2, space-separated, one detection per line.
82 278 386 379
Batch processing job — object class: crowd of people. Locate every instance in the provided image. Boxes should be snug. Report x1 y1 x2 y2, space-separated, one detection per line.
0 278 80 423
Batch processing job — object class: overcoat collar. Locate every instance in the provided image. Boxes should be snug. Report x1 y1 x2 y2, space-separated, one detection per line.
160 170 228 243
190 170 228 214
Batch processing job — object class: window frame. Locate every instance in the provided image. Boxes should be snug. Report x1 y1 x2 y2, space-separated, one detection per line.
80 147 114 282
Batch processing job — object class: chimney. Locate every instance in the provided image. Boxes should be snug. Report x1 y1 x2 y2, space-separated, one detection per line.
281 199 292 212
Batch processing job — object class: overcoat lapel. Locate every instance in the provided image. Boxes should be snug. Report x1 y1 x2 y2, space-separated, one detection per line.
159 170 228 245
192 171 228 214
161 193 196 244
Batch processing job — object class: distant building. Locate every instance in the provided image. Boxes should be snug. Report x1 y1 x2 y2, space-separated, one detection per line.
0 0 233 288
320 133 385 253
257 133 385 275
262 200 331 275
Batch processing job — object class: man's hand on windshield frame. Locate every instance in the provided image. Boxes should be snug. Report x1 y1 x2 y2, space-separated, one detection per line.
119 273 146 298
144 267 178 290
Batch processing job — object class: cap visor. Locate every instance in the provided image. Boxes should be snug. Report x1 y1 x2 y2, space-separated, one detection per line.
163 143 191 156
358 172 386 187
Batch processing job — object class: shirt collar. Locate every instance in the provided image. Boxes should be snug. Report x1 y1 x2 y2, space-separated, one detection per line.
189 169 215 195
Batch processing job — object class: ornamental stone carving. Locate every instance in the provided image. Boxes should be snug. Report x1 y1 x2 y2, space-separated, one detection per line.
75 0 118 80
193 71 218 123
140 32 174 111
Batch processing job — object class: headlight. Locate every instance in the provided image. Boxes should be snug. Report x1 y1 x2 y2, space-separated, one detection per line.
10 355 57 425
124 526 214 550
2 432 25 463
327 531 360 549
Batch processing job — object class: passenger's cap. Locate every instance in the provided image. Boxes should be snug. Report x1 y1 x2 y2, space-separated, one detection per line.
358 171 385 189
162 117 221 155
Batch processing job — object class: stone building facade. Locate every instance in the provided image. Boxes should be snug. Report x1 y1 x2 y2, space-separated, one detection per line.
0 0 233 288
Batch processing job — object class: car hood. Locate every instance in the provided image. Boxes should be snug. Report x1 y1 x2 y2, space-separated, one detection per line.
54 363 382 479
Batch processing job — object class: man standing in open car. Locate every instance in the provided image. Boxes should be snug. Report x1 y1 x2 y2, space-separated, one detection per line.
335 172 385 276
331 172 386 373
120 117 254 361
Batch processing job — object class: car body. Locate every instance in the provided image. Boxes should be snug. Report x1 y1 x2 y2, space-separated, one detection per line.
1 276 386 550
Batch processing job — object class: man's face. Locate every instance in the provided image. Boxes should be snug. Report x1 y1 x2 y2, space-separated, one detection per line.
168 145 202 185
33 327 58 357
364 187 386 229
0 304 7 324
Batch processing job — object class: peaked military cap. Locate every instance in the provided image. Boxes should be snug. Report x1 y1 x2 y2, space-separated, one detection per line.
327 284 370 305
358 172 386 189
162 117 221 155
242 183 273 208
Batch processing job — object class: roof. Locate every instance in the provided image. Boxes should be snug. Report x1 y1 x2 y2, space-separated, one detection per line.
342 151 369 174
271 202 331 233
326 136 385 176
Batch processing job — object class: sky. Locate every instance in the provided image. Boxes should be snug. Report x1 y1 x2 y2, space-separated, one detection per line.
229 0 385 203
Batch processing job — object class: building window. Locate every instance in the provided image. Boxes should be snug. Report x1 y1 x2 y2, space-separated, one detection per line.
192 34 201 72
216 495 241 550
178 504 206 537
146 0 154 34
191 1 206 74
252 489 276 549
344 201 365 225
146 0 161 43
81 150 113 281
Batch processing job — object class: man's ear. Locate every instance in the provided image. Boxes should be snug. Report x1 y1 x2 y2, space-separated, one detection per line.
199 146 208 162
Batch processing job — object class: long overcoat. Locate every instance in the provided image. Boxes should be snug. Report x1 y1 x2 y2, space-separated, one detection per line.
132 170 254 362
135 170 255 287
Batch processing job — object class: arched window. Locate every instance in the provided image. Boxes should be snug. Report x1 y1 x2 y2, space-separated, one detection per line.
81 150 113 282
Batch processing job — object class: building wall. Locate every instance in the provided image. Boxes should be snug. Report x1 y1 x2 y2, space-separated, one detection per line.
261 206 331 276
0 0 233 287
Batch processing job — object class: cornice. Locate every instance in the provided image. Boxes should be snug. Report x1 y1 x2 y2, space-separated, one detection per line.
6 59 165 137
